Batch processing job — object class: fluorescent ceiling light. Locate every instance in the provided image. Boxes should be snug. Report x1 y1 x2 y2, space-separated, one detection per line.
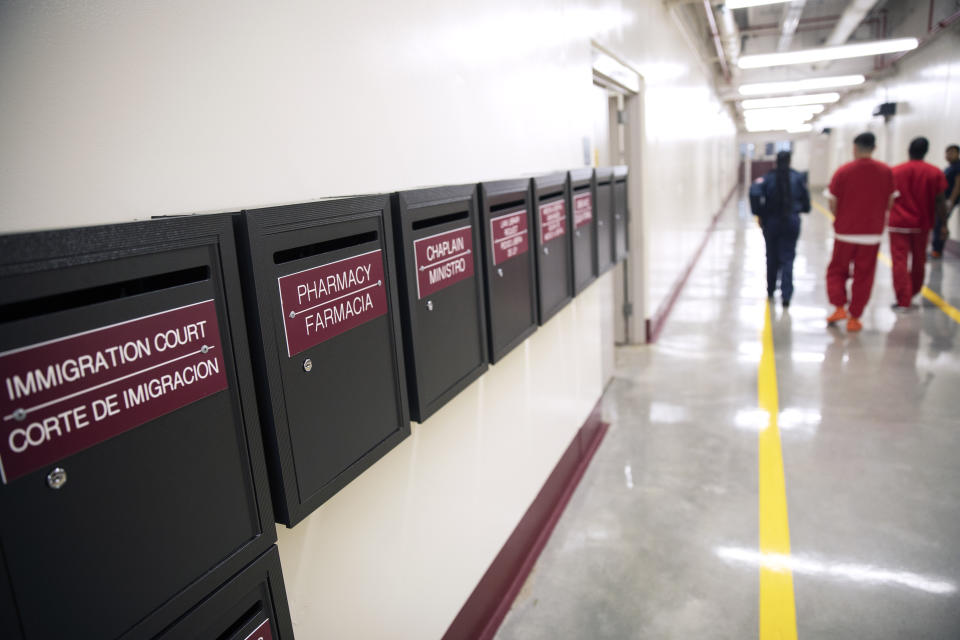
786 124 814 133
741 92 839 109
727 0 790 8
744 104 824 118
746 122 801 133
739 38 918 69
739 75 865 96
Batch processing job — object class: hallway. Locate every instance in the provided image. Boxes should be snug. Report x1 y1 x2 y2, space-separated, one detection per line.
496 194 960 639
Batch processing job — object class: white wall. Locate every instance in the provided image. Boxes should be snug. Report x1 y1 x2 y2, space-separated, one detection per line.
592 1 739 336
0 0 732 637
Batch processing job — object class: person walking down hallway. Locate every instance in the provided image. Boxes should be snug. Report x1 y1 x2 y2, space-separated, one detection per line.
749 150 810 307
931 144 960 258
825 132 896 332
889 137 948 312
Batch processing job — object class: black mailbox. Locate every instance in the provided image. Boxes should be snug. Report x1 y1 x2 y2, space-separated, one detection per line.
477 179 538 363
532 173 574 324
595 167 615 274
613 165 630 262
568 168 598 294
0 216 275 639
158 546 293 640
391 186 488 422
235 196 409 527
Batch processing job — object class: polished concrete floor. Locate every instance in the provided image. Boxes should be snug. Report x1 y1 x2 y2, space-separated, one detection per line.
495 195 960 639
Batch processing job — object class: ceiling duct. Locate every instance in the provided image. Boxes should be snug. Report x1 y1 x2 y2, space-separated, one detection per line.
777 0 808 51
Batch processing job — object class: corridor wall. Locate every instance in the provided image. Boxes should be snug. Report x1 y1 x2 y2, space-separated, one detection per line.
1 1 734 636
593 2 739 340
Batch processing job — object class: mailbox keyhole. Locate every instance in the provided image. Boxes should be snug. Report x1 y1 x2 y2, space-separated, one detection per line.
47 467 67 490
426 300 434 311
543 247 550 255
302 358 313 372
497 268 504 278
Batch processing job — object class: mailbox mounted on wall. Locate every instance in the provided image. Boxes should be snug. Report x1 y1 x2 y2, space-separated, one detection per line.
532 173 574 324
568 168 598 294
235 196 410 527
391 186 488 422
0 216 276 639
477 179 538 363
613 165 630 263
157 546 294 640
595 167 615 274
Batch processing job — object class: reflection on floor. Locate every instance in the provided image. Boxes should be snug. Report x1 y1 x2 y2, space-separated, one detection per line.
494 195 960 639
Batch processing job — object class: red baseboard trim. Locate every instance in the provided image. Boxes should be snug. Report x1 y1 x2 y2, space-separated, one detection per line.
646 183 740 343
442 401 609 640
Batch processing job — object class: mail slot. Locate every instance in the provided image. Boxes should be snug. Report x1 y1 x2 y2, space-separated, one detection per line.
532 173 574 324
477 179 538 363
0 216 275 639
391 185 488 422
157 546 293 640
613 165 630 262
595 167 615 274
235 196 409 526
568 168 598 294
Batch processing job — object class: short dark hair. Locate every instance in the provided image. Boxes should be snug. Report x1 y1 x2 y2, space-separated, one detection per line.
909 137 929 160
948 144 960 154
776 150 791 168
853 132 876 150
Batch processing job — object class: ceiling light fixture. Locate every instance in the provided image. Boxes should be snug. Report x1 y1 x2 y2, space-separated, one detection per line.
739 75 865 96
741 92 840 109
726 0 790 8
738 38 918 69
786 124 814 133
743 104 825 118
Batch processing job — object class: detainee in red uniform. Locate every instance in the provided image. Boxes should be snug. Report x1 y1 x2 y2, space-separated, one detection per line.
889 137 948 311
825 132 896 332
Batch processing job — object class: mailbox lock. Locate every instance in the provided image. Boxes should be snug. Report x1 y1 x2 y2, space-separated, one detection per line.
599 220 604 227
543 246 550 255
497 268 504 278
47 467 67 490
575 230 581 237
200 345 210 354
289 310 296 319
12 408 26 421
427 300 434 311
302 358 313 373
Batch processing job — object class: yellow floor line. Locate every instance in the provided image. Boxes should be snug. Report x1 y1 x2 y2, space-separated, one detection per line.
812 201 960 324
758 300 798 640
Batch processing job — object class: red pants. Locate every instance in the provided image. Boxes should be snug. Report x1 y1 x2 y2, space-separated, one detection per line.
826 240 879 318
889 231 928 306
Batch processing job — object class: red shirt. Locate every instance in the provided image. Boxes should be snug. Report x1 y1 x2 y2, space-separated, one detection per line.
890 160 948 230
829 158 895 235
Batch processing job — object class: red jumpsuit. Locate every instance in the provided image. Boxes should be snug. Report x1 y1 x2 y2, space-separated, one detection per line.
889 160 948 307
826 158 895 319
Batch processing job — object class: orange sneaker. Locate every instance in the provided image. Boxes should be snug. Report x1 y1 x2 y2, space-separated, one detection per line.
846 317 863 332
826 307 848 324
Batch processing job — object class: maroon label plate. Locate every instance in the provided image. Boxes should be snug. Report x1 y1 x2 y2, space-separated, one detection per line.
573 192 593 229
0 300 227 484
539 200 567 244
489 210 529 266
244 619 273 640
277 249 388 358
413 225 474 299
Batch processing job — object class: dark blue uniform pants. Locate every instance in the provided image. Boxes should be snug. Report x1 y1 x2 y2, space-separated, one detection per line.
931 208 951 254
762 218 800 303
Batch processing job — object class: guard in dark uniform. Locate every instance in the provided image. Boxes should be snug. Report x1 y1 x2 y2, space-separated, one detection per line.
749 150 811 308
